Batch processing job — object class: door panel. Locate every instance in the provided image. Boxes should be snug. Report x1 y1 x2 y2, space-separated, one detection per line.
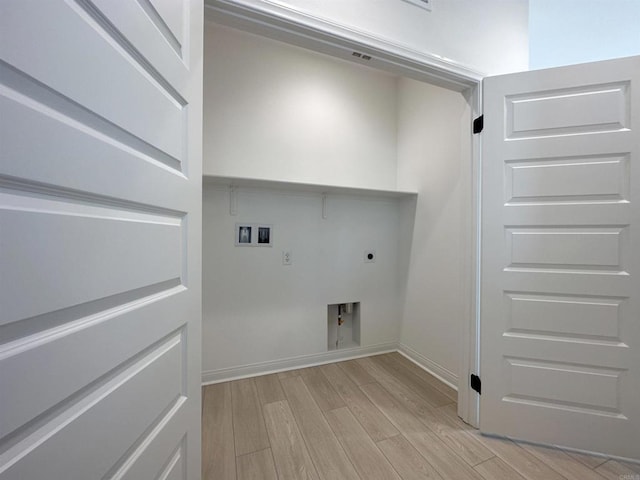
89 0 189 88
0 0 202 478
0 79 191 205
2 331 184 479
505 154 629 202
506 226 624 269
504 81 629 138
1 197 183 325
2 2 187 163
506 292 623 340
1 292 187 441
481 56 639 460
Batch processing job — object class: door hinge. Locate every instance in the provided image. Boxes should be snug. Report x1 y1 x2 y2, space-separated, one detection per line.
470 374 481 395
473 115 484 134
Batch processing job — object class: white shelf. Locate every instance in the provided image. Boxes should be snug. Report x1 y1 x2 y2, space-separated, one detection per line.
203 175 417 199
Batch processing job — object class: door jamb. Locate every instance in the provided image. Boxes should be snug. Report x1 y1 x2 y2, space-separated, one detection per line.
457 83 482 428
204 0 483 426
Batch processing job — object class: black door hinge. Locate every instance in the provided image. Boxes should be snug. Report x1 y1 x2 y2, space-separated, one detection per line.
470 374 481 395
473 115 484 134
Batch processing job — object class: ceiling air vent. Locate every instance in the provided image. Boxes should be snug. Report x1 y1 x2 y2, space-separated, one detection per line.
352 52 372 61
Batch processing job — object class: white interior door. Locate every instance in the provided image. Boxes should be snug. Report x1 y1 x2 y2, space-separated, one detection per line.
0 1 203 478
480 56 640 460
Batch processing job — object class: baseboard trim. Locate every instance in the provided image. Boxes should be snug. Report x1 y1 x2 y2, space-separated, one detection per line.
201 342 398 385
483 433 640 466
397 342 459 390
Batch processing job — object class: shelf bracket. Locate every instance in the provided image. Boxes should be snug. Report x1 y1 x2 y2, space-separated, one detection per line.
322 193 328 219
229 186 237 216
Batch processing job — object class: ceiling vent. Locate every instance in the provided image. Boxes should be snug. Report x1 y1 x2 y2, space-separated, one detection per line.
352 52 372 61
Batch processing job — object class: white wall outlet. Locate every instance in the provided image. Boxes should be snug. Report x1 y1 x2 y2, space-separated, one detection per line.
283 250 292 265
364 250 376 263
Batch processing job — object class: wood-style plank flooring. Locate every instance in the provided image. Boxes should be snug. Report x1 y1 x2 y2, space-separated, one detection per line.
202 353 638 479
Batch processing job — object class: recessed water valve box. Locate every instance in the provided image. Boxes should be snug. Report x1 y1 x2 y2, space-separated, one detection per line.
327 302 360 351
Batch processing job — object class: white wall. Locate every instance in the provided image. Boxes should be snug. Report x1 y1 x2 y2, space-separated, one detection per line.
241 0 529 75
202 186 404 379
204 23 398 190
530 0 640 70
396 78 471 383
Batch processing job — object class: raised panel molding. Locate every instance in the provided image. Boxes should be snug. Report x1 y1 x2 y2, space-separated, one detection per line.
0 291 186 441
504 357 625 416
0 190 184 326
505 82 630 139
145 0 186 57
504 292 624 343
0 62 183 173
504 154 630 204
0 2 187 163
506 227 627 273
0 331 186 479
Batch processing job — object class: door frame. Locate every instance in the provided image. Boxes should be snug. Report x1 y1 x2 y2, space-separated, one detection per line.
204 0 483 426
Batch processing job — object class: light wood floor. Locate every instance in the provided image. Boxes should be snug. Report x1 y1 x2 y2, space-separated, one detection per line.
202 352 640 480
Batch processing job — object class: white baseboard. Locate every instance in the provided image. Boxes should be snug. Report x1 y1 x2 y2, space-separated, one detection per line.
201 342 398 385
397 342 459 390
487 433 640 466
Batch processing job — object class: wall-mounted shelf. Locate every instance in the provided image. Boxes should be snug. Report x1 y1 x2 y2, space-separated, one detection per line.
203 175 418 199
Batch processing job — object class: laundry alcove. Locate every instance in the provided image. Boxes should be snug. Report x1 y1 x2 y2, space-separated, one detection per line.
200 15 474 406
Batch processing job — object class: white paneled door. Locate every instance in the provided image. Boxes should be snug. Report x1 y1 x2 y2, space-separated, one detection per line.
481 56 640 459
0 1 203 479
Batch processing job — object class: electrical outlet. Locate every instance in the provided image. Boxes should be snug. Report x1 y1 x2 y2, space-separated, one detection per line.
283 250 292 265
364 250 376 263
